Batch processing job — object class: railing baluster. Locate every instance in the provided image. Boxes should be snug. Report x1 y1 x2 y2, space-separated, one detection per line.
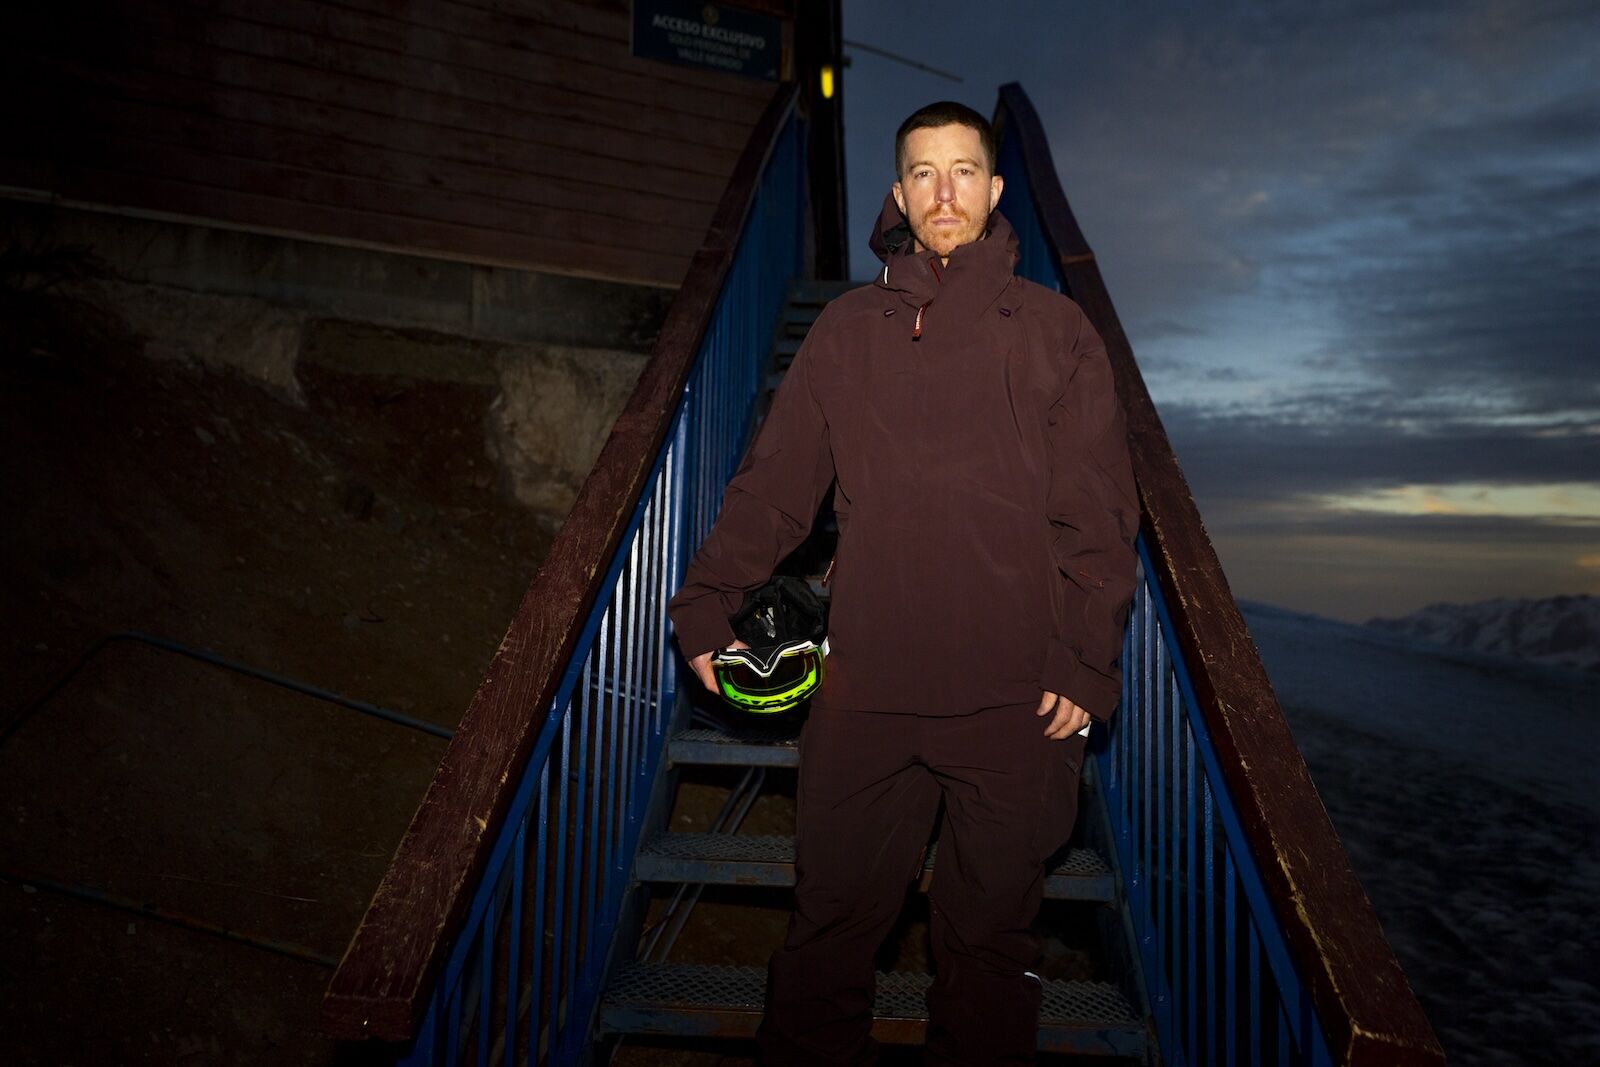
1250 916 1262 1067
1186 723 1198 1067
1203 774 1216 1066
547 710 571 1055
602 593 621 959
624 501 645 847
444 969 463 1067
1225 850 1238 1067
1121 591 1134 840
1119 603 1129 817
1153 619 1168 1052
504 816 526 1067
1141 583 1154 926
627 494 645 869
528 761 549 1062
1279 997 1292 1067
476 886 495 1067
558 650 596 1058
655 446 676 754
621 503 644 882
1169 670 1181 1052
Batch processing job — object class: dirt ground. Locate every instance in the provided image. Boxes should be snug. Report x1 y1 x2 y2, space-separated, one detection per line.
0 287 553 1064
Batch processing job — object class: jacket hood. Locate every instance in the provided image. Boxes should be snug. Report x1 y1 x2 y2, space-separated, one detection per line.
868 192 914 264
867 191 1021 319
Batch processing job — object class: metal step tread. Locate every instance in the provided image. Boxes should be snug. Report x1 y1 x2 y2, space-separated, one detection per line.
600 963 1146 1053
781 305 823 327
787 279 863 306
669 725 801 767
635 833 1114 900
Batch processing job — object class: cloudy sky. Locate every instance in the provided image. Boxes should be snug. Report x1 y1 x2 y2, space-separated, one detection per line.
839 0 1598 621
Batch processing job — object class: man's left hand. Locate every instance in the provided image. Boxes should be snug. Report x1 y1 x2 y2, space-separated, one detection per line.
1036 690 1090 740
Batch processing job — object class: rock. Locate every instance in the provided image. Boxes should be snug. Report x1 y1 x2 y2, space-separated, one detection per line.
84 279 308 403
486 343 646 522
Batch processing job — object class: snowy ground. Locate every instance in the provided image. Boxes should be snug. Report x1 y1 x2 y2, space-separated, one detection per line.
1241 603 1599 1066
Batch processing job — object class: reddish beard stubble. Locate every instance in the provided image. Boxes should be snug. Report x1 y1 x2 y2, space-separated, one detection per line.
908 202 989 258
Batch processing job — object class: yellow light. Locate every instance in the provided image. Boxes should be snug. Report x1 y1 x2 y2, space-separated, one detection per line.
820 65 835 100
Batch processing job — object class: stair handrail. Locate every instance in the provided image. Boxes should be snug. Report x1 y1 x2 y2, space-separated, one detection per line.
993 83 1444 1066
321 82 803 1047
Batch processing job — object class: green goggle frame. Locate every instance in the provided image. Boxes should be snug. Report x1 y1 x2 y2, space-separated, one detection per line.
710 639 827 714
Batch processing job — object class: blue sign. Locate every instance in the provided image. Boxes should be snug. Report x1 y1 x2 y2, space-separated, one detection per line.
632 0 782 82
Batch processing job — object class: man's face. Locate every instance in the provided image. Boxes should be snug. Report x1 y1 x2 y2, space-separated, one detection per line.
892 124 1004 260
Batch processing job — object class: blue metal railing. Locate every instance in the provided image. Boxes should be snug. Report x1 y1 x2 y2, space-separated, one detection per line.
995 84 1438 1065
387 108 805 1067
999 107 1332 1067
1105 551 1332 1066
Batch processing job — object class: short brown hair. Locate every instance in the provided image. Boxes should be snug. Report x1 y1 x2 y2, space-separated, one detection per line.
894 101 997 177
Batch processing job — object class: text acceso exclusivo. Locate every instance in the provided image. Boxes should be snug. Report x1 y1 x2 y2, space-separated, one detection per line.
651 14 766 50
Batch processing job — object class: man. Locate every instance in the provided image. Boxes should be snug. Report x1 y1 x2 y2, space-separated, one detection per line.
667 101 1138 1065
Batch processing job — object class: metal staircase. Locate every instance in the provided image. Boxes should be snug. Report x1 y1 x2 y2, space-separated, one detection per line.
594 281 1153 1061
322 83 1442 1067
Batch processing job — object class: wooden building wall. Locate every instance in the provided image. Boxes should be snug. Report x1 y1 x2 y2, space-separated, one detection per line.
1 1 791 289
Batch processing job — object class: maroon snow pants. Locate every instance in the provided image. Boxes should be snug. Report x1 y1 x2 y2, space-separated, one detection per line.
756 700 1088 1066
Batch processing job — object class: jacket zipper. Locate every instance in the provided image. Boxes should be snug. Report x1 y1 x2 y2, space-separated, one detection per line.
913 256 942 341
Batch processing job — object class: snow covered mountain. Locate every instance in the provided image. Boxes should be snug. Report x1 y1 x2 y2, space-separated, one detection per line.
1238 602 1598 1067
1366 594 1600 674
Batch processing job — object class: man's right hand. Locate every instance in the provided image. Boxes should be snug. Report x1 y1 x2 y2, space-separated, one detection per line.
690 640 749 693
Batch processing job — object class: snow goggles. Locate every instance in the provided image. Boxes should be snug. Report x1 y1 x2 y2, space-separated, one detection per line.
710 638 828 715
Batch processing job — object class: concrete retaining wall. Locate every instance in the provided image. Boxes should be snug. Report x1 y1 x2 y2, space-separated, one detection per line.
4 201 662 526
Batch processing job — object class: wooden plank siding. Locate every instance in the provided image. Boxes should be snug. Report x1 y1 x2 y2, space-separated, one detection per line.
2 0 790 288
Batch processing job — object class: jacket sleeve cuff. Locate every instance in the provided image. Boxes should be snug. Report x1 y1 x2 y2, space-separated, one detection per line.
1040 636 1122 721
670 603 738 662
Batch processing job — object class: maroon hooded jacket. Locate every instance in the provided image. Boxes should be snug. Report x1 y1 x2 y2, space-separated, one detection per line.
668 196 1138 719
